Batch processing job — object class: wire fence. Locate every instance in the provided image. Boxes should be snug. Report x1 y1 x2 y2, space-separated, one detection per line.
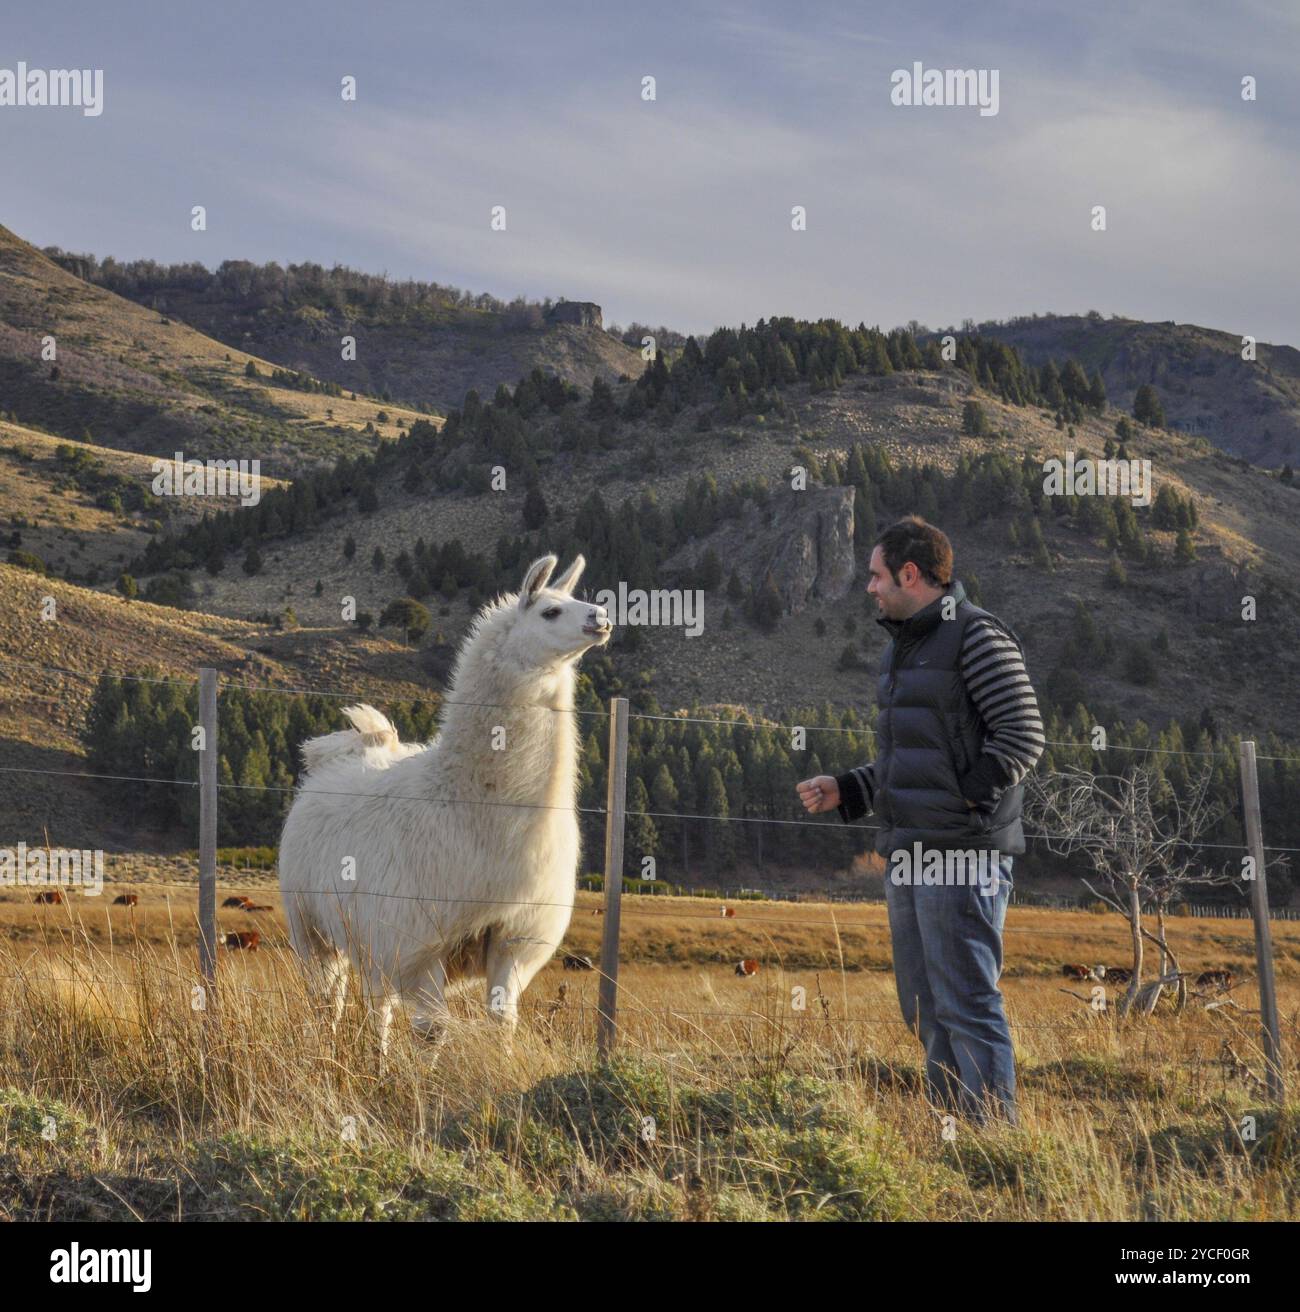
4 651 1298 908
2 759 1299 856
9 869 1300 942
0 654 1294 1090
6 648 1296 756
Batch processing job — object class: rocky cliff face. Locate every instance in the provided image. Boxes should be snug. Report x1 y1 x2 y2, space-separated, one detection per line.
675 484 857 614
548 300 603 329
763 485 857 612
1185 553 1252 623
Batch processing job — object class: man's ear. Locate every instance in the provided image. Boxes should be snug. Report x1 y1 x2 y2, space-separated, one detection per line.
520 554 558 608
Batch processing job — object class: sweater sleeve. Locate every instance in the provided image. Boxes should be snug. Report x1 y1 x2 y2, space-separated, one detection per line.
957 617 1045 805
834 763 876 823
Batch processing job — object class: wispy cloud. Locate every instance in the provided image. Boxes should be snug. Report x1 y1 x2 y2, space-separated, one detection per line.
4 0 1298 343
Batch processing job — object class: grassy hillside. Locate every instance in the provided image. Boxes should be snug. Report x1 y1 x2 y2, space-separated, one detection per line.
0 418 296 586
0 563 432 849
0 226 431 475
5 239 1300 888
974 313 1300 469
121 339 1300 743
41 245 645 415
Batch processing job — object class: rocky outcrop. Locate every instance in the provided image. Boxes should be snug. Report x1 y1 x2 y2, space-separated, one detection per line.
1186 554 1252 622
675 484 857 615
762 486 856 612
547 300 602 329
857 369 973 407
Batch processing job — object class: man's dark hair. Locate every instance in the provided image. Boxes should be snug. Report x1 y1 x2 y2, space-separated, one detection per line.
874 516 953 587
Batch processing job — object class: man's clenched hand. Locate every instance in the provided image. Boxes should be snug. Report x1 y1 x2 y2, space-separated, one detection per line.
796 775 841 814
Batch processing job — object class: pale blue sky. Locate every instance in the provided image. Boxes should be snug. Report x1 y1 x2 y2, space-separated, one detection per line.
4 0 1298 342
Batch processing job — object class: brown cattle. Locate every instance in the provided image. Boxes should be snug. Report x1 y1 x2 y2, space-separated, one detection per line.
1196 968 1234 989
563 954 594 971
33 890 63 905
735 959 759 977
222 895 253 909
721 906 736 918
223 930 260 951
1061 963 1092 981
112 893 138 906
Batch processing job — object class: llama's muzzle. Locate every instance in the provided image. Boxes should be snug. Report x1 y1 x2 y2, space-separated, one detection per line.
583 609 613 639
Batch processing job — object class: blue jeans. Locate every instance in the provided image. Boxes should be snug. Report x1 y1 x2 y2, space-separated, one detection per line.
884 853 1017 1125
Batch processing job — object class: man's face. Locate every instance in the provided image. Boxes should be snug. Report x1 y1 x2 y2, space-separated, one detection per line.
867 546 911 620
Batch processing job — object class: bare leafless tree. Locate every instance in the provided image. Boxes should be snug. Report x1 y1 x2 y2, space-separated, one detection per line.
1026 762 1237 1016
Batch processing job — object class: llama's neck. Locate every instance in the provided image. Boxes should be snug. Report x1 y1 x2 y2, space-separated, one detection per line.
432 654 580 813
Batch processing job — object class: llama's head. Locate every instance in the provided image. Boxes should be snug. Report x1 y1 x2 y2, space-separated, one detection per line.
505 553 611 668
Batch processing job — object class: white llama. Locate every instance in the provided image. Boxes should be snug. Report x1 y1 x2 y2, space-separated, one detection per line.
277 553 610 1052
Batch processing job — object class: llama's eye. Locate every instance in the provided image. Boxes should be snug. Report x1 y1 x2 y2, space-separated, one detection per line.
541 606 562 619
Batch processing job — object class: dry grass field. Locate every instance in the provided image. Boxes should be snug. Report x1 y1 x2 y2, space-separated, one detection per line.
2 878 1297 1221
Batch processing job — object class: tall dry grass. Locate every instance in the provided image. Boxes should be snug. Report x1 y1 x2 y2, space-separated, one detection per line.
0 893 1297 1221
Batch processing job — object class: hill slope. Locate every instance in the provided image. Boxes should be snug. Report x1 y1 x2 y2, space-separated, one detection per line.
974 313 1300 468
5 273 1300 880
41 245 644 415
120 345 1300 742
0 226 430 475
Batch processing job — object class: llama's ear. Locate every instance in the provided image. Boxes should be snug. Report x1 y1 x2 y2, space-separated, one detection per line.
551 554 585 595
520 554 558 607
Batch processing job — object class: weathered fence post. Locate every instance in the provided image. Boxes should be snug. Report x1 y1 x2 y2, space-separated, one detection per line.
596 696 629 1060
1239 740 1285 1105
198 667 219 985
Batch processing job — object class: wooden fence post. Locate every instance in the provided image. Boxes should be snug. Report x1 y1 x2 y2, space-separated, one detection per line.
198 667 218 986
596 696 629 1060
1239 740 1285 1105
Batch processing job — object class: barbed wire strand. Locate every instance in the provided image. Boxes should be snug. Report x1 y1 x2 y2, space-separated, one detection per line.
2 761 1297 854
0 655 196 690
6 654 1298 757
9 874 1300 934
629 710 1290 758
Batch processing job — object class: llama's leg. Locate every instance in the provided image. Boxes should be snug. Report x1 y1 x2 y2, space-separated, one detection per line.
485 934 552 1036
325 954 350 1033
405 957 451 1046
288 900 350 1033
375 994 399 1059
300 948 350 1034
359 963 400 1059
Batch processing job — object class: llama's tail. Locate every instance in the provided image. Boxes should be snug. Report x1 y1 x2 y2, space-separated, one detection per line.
299 704 403 774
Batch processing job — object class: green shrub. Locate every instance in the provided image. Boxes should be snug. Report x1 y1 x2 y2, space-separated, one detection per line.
6 548 47 575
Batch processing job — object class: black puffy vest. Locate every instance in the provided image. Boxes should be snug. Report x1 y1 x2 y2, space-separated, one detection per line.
871 581 1026 857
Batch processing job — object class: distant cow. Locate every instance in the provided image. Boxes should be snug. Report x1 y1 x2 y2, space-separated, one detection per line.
223 930 260 951
112 893 138 906
222 895 253 909
1103 966 1132 985
33 890 63 905
562 954 594 971
721 906 736 918
1061 963 1092 981
1196 968 1234 989
735 959 759 978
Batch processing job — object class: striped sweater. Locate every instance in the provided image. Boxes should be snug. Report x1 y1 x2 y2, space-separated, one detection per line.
836 615 1045 820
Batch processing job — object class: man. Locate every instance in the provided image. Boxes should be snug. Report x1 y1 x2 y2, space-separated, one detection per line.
797 516 1044 1125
